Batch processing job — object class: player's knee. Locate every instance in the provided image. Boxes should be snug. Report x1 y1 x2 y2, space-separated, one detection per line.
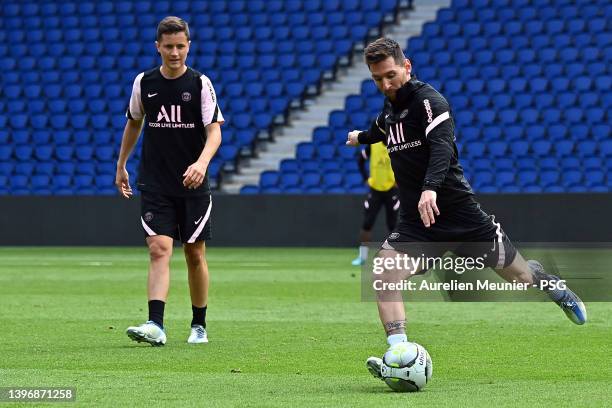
185 253 204 269
372 250 417 279
148 241 172 261
184 245 205 267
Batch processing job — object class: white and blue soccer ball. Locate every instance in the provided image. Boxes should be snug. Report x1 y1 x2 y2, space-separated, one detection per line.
381 342 432 392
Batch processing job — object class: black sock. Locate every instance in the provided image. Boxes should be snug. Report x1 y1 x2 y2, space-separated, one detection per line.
191 305 207 328
148 300 165 329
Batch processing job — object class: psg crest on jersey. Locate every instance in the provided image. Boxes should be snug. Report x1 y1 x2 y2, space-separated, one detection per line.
182 92 191 102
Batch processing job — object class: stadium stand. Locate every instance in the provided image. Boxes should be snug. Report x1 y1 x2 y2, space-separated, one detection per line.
0 0 401 195
242 0 611 194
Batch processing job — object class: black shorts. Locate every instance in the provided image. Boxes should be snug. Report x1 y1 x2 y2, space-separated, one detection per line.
140 191 212 243
381 200 516 270
363 187 400 231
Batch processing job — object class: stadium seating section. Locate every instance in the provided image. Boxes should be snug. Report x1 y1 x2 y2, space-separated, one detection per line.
1 0 610 195
242 0 611 194
1 0 398 194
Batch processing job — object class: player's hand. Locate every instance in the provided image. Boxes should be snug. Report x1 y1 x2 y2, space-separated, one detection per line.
418 190 440 228
115 166 132 199
346 130 361 146
183 161 207 189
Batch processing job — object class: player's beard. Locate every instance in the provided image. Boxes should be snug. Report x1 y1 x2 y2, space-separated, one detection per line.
385 89 397 101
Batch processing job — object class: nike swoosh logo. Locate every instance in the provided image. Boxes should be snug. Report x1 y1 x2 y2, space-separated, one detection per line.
148 93 158 98
194 216 203 225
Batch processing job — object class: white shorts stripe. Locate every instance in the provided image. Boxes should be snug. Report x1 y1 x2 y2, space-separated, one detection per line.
381 240 394 250
491 215 505 269
187 196 212 244
141 217 156 236
393 199 400 211
425 111 450 137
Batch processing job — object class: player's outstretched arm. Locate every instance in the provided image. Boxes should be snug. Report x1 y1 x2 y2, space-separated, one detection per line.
347 113 386 146
115 118 144 198
183 122 222 189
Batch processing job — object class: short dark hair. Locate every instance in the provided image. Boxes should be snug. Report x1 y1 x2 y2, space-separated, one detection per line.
156 16 190 41
364 38 406 67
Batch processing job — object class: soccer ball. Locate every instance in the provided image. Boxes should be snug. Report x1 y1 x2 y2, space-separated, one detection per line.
381 342 432 392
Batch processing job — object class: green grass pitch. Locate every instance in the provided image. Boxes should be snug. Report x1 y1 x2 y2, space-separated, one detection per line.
0 247 610 407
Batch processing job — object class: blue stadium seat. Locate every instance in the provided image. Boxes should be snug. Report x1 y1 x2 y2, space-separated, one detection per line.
302 172 322 188
577 140 598 157
520 109 539 125
260 171 279 189
329 111 348 129
466 142 486 157
0 161 13 175
592 125 610 141
525 125 548 142
517 170 537 187
296 143 315 161
338 146 357 161
10 175 29 192
322 172 343 189
562 170 583 187
509 78 528 94
320 162 341 173
344 173 363 188
488 141 507 157
585 171 605 187
472 157 491 171
313 127 332 144
279 172 300 189
75 162 95 177
240 185 260 194
498 109 518 125
583 157 602 171
540 170 560 187
478 109 496 125
510 140 529 157
345 95 363 112
15 162 35 176
280 159 300 174
554 139 575 157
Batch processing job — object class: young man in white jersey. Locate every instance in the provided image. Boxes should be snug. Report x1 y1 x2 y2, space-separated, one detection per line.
116 16 223 346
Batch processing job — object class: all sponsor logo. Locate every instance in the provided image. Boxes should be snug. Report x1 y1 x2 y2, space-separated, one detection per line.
157 104 181 122
150 104 195 128
387 123 406 145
